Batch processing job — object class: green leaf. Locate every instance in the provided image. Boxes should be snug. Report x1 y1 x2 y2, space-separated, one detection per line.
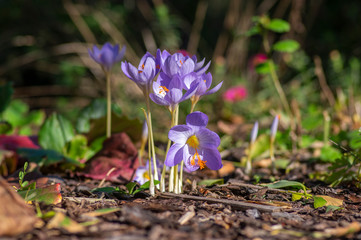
198 178 224 186
265 19 290 33
126 182 137 194
91 187 118 194
313 196 327 208
17 148 81 167
66 135 88 161
0 81 13 114
320 145 342 163
265 180 307 193
245 25 261 37
136 180 160 193
325 205 341 213
17 183 62 205
86 113 142 143
292 192 304 201
273 40 300 53
0 121 12 134
255 60 277 75
38 113 75 153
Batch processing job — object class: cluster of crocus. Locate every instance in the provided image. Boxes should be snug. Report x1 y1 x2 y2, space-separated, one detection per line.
121 49 223 194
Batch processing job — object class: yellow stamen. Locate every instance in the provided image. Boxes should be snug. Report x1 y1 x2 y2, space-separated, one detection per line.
187 135 207 169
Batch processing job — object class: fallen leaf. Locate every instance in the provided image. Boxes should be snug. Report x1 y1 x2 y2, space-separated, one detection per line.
81 133 139 183
0 176 38 236
17 183 62 205
47 211 85 233
325 222 361 237
314 195 343 208
81 207 122 217
0 135 39 151
0 150 17 177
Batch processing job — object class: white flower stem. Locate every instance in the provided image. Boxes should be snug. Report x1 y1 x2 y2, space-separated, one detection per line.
179 160 184 193
245 143 253 176
169 166 174 192
174 165 179 194
141 108 155 196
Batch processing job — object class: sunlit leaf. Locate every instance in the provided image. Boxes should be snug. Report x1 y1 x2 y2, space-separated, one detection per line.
265 180 307 193
47 212 84 233
313 196 327 208
314 195 343 209
66 135 88 161
320 145 342 163
292 192 304 201
126 182 137 194
82 208 122 217
273 40 300 53
17 183 62 205
198 178 224 186
265 19 290 33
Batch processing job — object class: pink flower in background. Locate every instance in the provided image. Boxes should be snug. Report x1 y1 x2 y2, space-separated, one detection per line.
222 86 247 103
249 53 267 70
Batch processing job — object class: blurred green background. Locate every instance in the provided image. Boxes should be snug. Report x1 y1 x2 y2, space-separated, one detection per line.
1 0 361 124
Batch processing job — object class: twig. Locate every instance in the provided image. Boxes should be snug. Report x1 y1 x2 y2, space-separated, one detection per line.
63 197 118 204
158 193 284 212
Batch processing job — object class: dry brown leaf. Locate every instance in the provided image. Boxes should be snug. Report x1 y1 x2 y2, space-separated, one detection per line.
325 222 361 237
0 176 38 237
315 195 343 207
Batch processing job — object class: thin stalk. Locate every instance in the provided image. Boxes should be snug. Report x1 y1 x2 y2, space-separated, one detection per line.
168 107 178 192
141 108 154 196
145 95 159 186
179 161 184 193
160 108 176 192
245 143 253 176
270 138 276 174
323 111 330 146
105 71 112 138
174 165 179 194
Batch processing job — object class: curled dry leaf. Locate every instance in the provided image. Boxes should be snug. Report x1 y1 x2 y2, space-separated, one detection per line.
0 176 38 237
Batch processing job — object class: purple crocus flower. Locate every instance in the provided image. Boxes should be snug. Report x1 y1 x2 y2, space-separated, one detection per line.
183 72 223 101
162 53 196 78
165 111 223 171
191 55 211 75
88 42 126 71
250 121 259 144
121 50 161 94
149 73 198 112
270 115 280 140
133 158 161 185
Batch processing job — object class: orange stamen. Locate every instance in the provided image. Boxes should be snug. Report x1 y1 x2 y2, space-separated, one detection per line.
156 64 160 69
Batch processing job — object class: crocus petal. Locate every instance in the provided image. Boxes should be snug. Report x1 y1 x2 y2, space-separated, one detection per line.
115 45 126 62
168 125 193 144
186 111 208 128
165 143 184 167
180 58 195 76
194 57 205 71
180 81 198 101
149 93 169 106
196 60 211 75
183 73 198 90
202 148 223 170
168 88 182 105
204 81 223 96
197 128 221 149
